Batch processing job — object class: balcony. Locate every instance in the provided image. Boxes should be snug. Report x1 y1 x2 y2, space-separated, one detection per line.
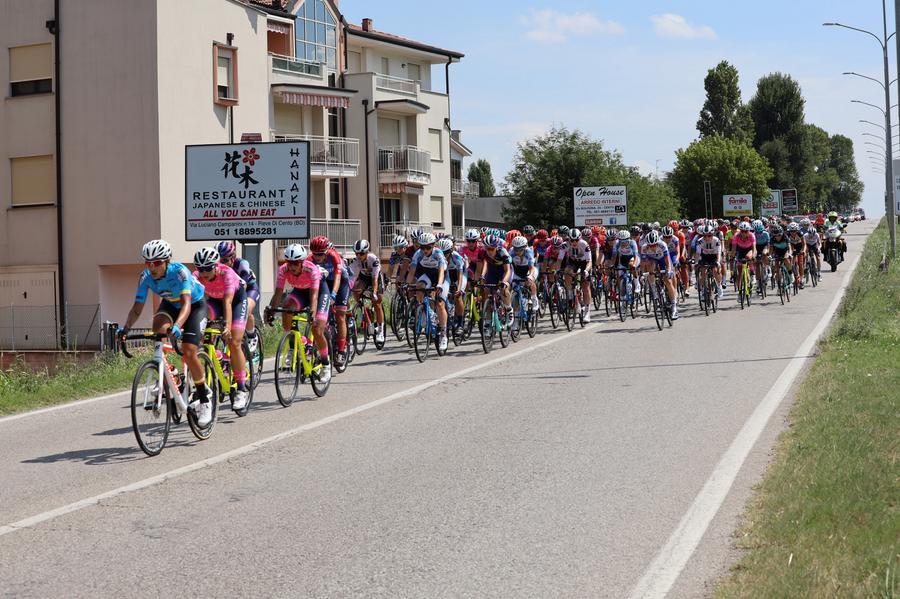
379 221 434 252
375 73 418 96
451 179 480 200
378 146 431 186
275 218 362 256
268 53 326 85
273 134 360 178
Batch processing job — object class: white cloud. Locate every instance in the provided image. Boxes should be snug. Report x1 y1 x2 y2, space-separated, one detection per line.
650 13 717 40
521 9 624 44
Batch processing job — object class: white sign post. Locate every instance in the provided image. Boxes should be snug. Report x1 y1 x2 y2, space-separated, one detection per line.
185 141 310 241
573 186 628 226
761 190 781 218
722 194 753 217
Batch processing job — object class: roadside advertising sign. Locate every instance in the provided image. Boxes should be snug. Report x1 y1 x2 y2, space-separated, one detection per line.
185 141 310 241
781 188 798 214
722 194 753 217
573 186 628 226
761 190 781 217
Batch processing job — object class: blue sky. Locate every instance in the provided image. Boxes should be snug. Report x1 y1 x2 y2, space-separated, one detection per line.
340 1 897 217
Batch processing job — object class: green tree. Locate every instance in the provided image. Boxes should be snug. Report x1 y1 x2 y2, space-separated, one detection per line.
827 134 864 210
502 126 680 228
467 158 496 197
758 138 793 189
696 60 754 144
748 73 806 148
670 135 773 218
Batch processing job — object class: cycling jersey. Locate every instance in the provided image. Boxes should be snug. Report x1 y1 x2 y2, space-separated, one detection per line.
803 230 821 247
388 250 410 267
446 251 466 273
543 245 565 265
566 239 592 263
460 243 481 273
313 249 347 283
788 233 805 252
697 236 722 256
754 230 770 248
192 264 242 299
613 238 639 257
275 260 325 290
482 247 512 285
230 258 258 291
348 253 381 285
663 236 680 261
411 248 447 282
641 240 671 270
731 232 755 251
510 247 535 278
532 239 550 258
770 237 790 257
135 263 206 307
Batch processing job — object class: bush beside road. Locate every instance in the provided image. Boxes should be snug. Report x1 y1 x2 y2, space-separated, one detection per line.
716 219 899 598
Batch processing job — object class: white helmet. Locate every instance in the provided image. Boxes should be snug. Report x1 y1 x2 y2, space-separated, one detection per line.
437 238 454 252
511 235 528 249
646 230 660 244
617 230 630 241
738 221 752 232
392 235 409 250
193 247 219 269
464 228 480 241
141 239 172 261
284 243 308 261
353 239 370 253
419 232 437 246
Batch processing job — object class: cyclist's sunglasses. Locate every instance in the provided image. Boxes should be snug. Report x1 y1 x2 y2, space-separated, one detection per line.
312 251 327 257
197 265 216 273
286 259 303 266
355 251 368 256
145 260 165 268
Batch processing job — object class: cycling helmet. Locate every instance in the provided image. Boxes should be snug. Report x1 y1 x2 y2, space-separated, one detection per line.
702 225 715 235
193 247 219 269
680 219 691 228
641 223 651 234
283 243 308 262
800 218 811 227
511 235 528 250
630 225 642 236
787 222 800 232
617 230 630 241
464 228 480 242
591 226 602 236
536 229 549 240
652 221 661 230
353 239 370 253
738 222 752 232
309 235 330 253
661 226 675 237
392 235 409 250
550 235 564 247
646 230 660 244
581 227 591 239
484 234 503 249
607 227 617 238
772 225 784 236
419 232 437 246
437 238 454 252
216 240 236 259
141 239 172 261
522 225 536 236
558 225 570 236
568 228 581 241
827 211 838 218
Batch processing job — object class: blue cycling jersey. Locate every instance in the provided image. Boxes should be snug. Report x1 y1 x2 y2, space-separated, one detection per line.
754 231 770 246
135 263 206 307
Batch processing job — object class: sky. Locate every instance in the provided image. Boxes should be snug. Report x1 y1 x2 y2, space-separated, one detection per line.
340 0 899 217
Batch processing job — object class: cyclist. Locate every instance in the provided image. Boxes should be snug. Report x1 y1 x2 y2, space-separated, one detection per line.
309 235 350 368
349 239 385 345
696 225 724 299
804 223 822 281
118 240 212 426
407 232 449 351
563 228 593 322
510 235 539 311
193 247 250 411
542 235 566 288
533 229 550 265
662 225 683 297
461 228 483 283
753 219 770 271
440 238 467 330
388 235 412 285
265 243 331 383
786 223 806 288
613 229 641 296
216 241 260 353
522 225 536 247
478 233 513 325
768 226 793 290
731 222 757 294
641 230 678 319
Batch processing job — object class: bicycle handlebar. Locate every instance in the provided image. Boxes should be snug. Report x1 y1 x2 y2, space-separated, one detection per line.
119 332 181 359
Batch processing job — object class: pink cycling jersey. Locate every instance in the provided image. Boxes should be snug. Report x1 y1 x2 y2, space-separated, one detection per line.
459 243 481 267
193 264 241 299
731 232 756 251
276 259 323 290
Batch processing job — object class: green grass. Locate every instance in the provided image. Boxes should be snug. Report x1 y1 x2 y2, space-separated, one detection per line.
716 220 900 598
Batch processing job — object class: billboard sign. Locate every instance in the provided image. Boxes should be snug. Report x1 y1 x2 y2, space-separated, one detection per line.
723 194 753 217
185 141 310 241
761 190 781 217
573 186 628 226
781 188 798 214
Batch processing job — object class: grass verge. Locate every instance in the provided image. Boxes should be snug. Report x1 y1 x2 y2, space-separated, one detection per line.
0 324 284 416
716 220 899 598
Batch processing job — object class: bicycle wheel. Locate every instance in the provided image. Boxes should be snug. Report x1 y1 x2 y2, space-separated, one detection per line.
250 330 264 391
642 279 650 314
509 290 522 343
548 286 559 329
413 303 431 362
809 257 818 288
187 352 219 441
390 294 405 342
739 272 746 310
351 305 367 356
577 292 585 328
480 297 495 354
464 295 478 341
131 360 170 457
498 302 510 348
592 277 603 310
710 276 719 314
404 301 417 348
274 333 301 407
231 340 255 417
346 314 358 365
617 278 627 322
562 288 574 332
526 299 539 338
310 342 331 397
650 285 663 330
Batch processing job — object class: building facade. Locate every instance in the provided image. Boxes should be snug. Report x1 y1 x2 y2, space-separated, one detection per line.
0 0 470 348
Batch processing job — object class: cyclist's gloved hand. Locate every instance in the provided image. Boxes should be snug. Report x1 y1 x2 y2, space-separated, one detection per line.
170 324 183 340
116 326 129 338
330 290 337 301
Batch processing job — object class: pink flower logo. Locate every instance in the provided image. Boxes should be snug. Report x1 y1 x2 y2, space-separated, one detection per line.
242 148 260 166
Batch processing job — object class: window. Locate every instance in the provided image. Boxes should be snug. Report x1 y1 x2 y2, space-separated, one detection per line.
328 107 339 137
9 43 52 97
329 178 341 219
430 196 444 228
428 128 442 161
10 155 55 206
379 197 401 223
381 57 390 76
295 0 337 70
213 43 238 105
407 63 420 83
452 204 463 228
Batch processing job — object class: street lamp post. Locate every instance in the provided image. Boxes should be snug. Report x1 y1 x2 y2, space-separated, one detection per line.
825 2 897 256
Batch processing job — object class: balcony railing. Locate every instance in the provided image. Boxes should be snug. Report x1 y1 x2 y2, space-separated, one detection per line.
377 146 431 185
379 221 434 252
269 53 323 78
273 134 360 177
376 73 418 95
275 219 362 256
451 179 480 199
451 226 465 241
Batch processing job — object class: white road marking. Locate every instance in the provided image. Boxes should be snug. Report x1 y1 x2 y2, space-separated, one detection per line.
628 252 863 599
0 324 595 538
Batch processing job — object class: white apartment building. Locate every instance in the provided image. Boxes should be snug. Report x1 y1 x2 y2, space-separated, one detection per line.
0 0 472 349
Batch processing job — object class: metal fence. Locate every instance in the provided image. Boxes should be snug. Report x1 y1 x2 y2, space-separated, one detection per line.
0 304 101 350
274 218 362 256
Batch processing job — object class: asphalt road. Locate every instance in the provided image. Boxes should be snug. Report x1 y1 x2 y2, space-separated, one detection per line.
0 221 875 598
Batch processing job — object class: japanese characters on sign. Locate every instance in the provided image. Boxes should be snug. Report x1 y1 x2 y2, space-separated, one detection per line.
185 141 310 241
573 186 628 227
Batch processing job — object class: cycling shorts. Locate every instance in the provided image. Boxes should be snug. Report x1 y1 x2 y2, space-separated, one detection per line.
416 274 449 303
285 280 331 322
755 244 768 254
566 259 589 273
698 254 719 267
206 285 248 331
326 277 351 312
618 255 636 269
735 247 752 262
483 266 508 286
806 244 820 256
156 298 208 346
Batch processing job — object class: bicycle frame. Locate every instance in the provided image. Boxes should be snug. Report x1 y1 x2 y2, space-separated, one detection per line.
202 323 238 395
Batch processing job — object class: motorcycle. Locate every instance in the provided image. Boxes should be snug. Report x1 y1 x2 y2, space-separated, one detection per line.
823 227 844 272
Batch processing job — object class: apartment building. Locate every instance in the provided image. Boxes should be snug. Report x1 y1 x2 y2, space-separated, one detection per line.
0 0 471 348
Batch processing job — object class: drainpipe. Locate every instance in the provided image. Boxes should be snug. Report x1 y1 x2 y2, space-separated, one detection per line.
339 20 349 218
362 98 376 242
49 0 66 348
